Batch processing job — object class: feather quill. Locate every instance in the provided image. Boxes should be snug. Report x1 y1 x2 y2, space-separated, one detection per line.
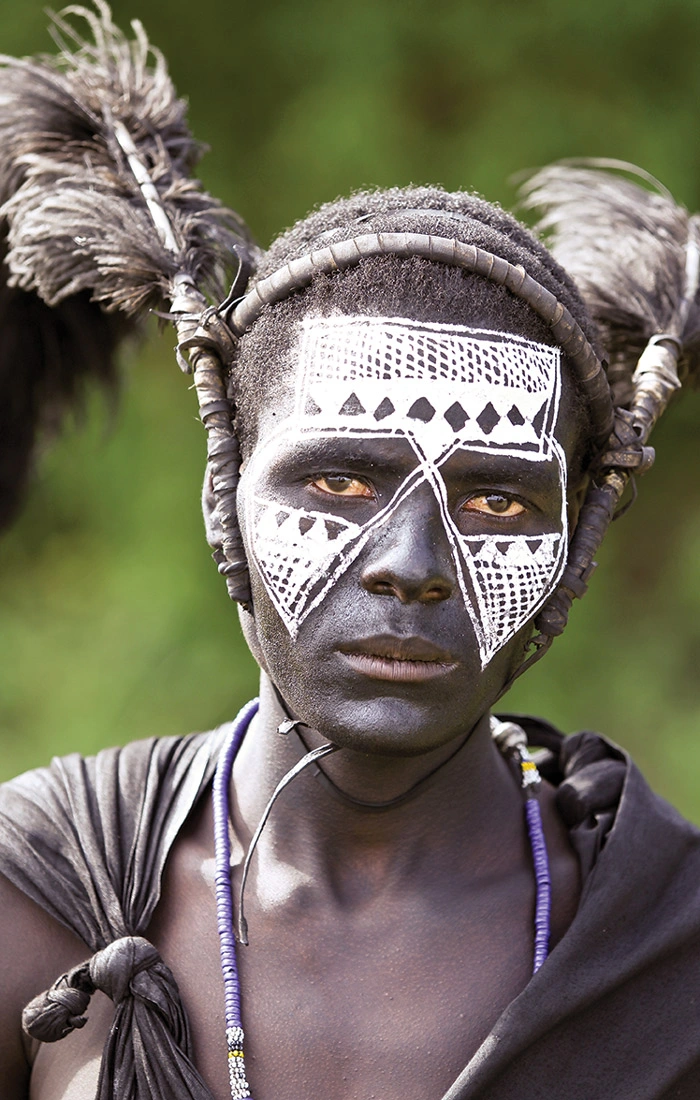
519 160 700 406
0 1 257 530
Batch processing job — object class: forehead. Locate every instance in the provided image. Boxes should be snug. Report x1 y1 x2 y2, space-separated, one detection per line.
287 315 562 463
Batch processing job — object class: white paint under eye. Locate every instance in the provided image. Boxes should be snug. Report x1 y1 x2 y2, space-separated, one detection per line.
243 316 568 667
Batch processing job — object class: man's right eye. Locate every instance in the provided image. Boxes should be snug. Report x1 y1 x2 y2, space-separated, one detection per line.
309 475 374 498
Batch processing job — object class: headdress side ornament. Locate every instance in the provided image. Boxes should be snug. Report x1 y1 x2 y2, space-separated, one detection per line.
0 0 260 598
519 161 700 656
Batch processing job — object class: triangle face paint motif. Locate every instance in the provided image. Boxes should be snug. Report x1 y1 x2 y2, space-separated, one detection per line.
251 500 364 636
339 392 366 416
407 397 436 423
459 533 564 665
373 397 395 421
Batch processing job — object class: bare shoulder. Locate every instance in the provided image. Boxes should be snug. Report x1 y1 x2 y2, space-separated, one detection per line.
0 872 94 1100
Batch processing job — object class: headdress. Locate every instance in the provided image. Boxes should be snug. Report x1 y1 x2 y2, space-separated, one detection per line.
0 0 258 549
0 7 695 678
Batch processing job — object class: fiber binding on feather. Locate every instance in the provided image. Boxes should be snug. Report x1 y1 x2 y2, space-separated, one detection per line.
0 1 259 601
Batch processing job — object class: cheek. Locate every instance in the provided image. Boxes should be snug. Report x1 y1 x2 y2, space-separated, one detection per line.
239 447 376 642
451 531 566 668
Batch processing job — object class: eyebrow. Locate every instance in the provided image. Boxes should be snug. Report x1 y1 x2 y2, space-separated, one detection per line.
269 432 420 468
438 447 564 490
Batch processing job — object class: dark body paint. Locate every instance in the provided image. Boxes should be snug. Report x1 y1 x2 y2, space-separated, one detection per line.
0 319 585 1099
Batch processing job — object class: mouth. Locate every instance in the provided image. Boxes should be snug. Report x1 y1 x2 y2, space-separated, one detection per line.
338 635 458 683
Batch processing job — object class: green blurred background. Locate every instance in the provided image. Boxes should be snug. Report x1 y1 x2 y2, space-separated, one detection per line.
2 0 700 818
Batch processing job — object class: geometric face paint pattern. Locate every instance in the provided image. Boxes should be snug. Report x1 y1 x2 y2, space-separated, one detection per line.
244 316 568 667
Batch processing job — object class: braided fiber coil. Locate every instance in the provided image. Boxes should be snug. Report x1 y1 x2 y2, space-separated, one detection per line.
227 232 614 449
173 277 252 605
534 341 680 640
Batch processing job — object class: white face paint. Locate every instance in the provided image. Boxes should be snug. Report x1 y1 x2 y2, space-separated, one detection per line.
243 316 568 668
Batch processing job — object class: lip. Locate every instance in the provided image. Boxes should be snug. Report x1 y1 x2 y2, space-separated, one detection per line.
338 634 458 683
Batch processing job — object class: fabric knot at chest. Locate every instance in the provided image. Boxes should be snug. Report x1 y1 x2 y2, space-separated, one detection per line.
22 935 165 1043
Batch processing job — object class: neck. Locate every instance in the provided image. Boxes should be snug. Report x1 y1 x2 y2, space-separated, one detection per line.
228 676 529 910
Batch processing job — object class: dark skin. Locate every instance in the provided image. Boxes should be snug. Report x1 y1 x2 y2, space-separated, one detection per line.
0 317 586 1100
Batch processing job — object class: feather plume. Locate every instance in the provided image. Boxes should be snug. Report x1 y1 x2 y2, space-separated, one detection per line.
519 159 700 406
0 1 258 530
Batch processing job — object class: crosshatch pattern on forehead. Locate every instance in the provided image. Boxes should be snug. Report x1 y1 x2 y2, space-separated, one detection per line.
298 316 557 390
295 316 562 460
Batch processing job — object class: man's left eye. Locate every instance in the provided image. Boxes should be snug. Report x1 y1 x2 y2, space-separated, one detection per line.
311 475 374 498
461 493 526 518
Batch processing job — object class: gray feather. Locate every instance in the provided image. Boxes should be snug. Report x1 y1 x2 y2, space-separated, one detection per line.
520 160 700 405
0 1 258 529
0 1 256 313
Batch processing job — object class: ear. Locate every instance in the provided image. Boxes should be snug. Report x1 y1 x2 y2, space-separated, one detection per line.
203 463 268 669
202 464 224 550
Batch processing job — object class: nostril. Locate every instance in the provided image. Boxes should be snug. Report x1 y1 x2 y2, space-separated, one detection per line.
368 578 401 597
361 569 454 604
422 582 452 602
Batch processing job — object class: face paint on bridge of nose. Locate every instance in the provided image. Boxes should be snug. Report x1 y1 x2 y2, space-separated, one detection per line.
243 316 568 668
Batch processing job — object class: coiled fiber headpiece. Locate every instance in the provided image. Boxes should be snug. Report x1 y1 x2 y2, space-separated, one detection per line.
0 7 692 673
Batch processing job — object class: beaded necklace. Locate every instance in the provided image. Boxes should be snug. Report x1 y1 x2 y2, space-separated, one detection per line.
213 700 551 1100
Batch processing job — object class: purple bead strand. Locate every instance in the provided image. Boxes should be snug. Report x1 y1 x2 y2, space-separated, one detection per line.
524 794 552 974
213 699 259 1031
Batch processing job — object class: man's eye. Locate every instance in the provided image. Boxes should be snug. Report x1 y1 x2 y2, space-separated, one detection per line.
311 475 374 498
461 493 526 518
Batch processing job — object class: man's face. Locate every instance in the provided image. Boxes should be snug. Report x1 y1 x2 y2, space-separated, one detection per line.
238 314 575 755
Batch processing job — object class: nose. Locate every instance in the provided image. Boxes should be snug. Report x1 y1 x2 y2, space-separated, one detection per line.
360 482 456 604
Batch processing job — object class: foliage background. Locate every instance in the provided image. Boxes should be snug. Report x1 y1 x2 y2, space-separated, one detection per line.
2 0 700 819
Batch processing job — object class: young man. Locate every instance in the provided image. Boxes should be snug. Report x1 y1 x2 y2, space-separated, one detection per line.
1 10 699 1100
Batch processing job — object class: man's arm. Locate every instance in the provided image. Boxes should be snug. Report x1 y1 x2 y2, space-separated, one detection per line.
0 872 94 1099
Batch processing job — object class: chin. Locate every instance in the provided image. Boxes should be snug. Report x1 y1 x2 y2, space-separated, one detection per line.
248 575 532 754
266 663 501 758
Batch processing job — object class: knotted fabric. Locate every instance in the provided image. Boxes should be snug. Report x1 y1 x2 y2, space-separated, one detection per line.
23 936 185 1031
0 728 229 1100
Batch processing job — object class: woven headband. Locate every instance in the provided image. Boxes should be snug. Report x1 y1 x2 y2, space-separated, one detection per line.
223 232 615 449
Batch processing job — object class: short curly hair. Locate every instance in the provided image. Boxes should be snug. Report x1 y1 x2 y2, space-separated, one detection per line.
231 185 602 468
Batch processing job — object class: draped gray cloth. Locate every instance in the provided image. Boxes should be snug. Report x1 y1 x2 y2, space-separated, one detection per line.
0 727 227 1099
1 716 700 1098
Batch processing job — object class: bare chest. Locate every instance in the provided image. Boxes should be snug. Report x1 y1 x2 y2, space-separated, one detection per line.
213 898 536 1100
28 869 536 1100
28 788 579 1100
